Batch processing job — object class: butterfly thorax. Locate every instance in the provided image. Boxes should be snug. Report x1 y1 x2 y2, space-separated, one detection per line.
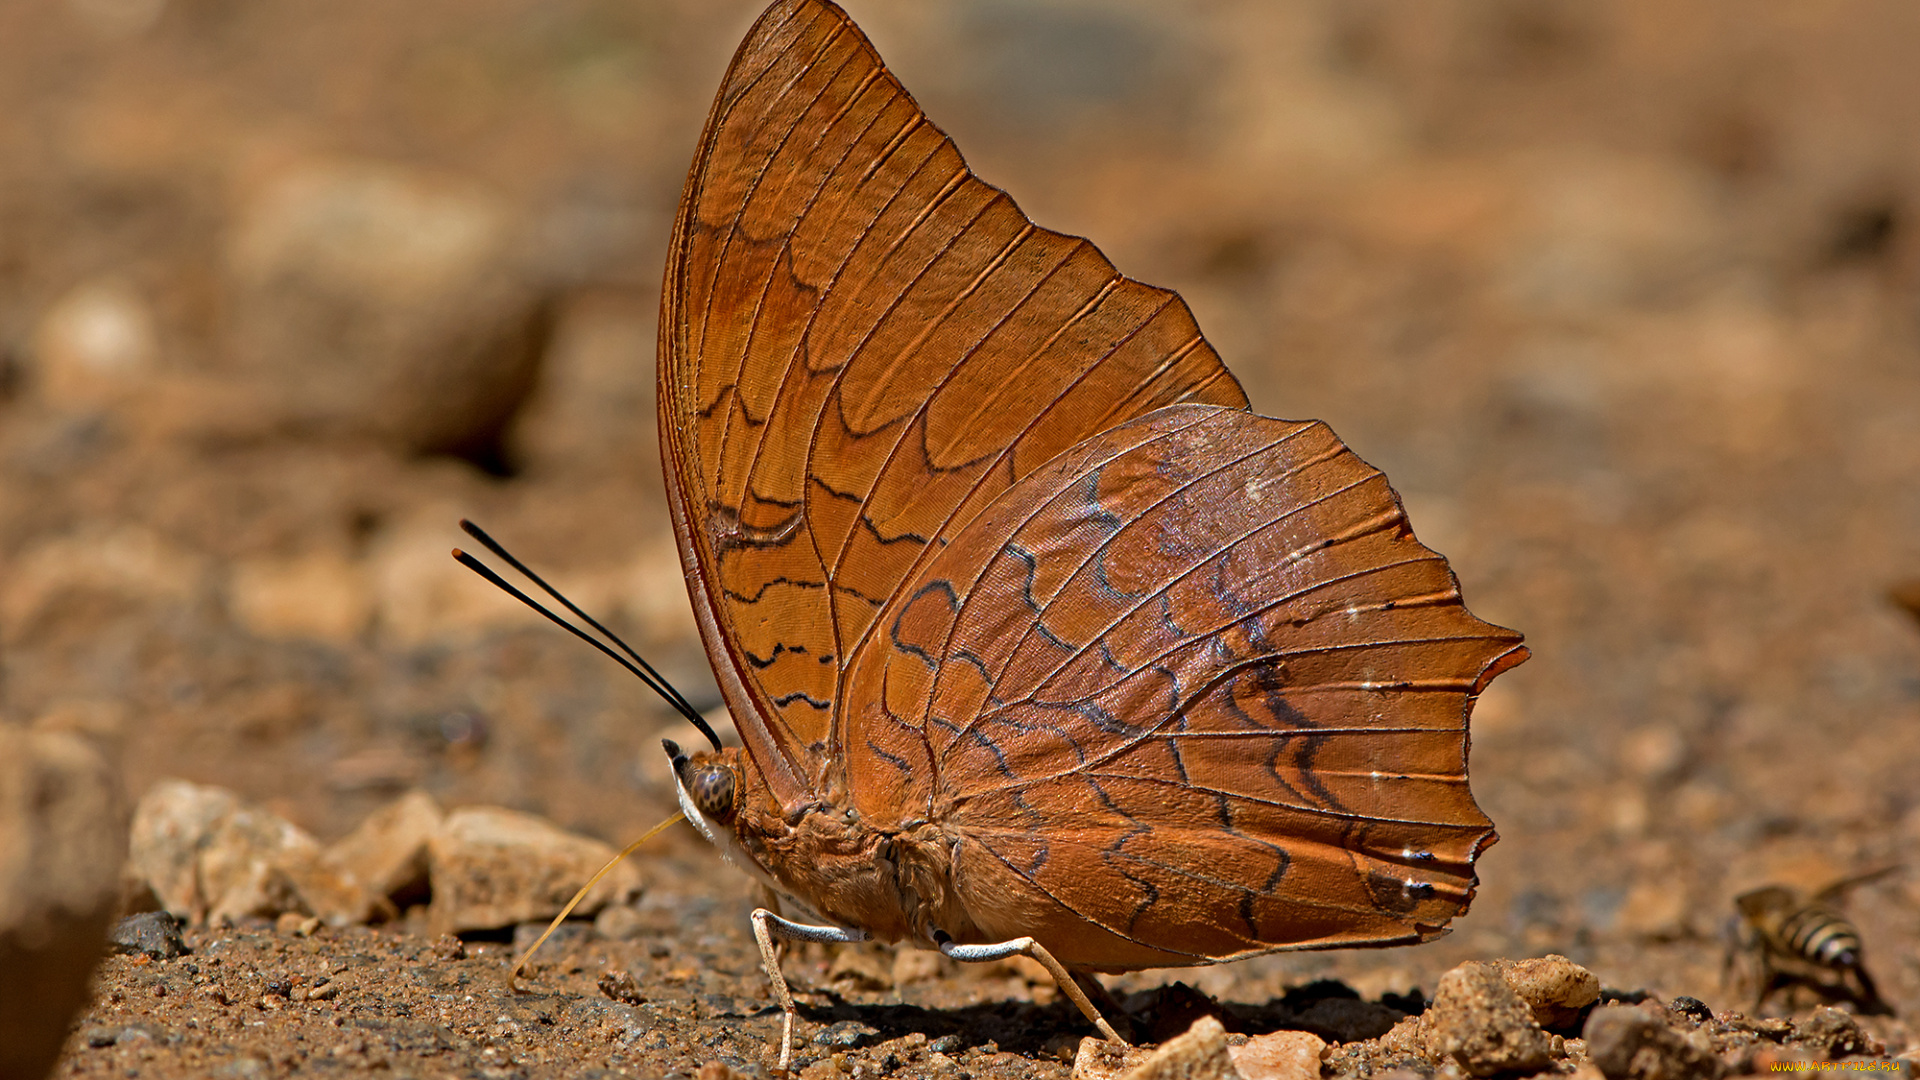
675 747 985 948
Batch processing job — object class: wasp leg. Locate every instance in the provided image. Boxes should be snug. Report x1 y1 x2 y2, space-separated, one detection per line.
935 932 1129 1047
749 909 868 1075
1846 963 1892 1016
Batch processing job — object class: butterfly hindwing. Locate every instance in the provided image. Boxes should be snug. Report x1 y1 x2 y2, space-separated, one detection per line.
842 404 1524 965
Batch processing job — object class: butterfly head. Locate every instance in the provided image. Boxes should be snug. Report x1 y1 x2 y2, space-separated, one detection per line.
661 737 826 912
663 738 740 829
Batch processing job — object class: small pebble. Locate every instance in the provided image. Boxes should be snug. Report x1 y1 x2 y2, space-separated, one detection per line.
599 968 643 1005
1423 961 1553 1078
816 1021 879 1048
1043 1032 1080 1060
1089 1016 1235 1080
1229 1029 1327 1080
274 912 321 936
1800 1007 1874 1058
429 807 643 935
1500 954 1601 1032
1583 1004 1724 1080
1665 996 1712 1024
109 911 188 960
927 1033 963 1054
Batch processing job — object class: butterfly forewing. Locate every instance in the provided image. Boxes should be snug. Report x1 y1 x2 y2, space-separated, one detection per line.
843 405 1522 966
662 0 1246 804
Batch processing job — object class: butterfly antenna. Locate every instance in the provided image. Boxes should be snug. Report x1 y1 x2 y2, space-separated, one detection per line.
453 520 723 751
460 519 704 720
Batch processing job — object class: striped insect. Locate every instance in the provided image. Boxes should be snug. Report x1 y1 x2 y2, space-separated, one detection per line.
1727 873 1894 1016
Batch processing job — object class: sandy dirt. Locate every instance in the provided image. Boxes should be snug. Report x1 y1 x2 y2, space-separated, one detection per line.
4 0 1920 1077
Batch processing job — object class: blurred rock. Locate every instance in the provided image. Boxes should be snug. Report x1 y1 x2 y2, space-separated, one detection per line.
1072 1038 1141 1079
1618 726 1688 780
320 790 441 904
107 910 186 959
426 806 643 936
1583 1004 1724 1080
591 902 645 940
1229 1029 1326 1080
1375 1014 1423 1056
0 527 202 644
224 157 547 456
1889 579 1920 627
1799 1007 1874 1059
1498 954 1601 1032
31 276 159 410
368 510 694 650
126 780 229 920
892 946 945 985
67 0 168 38
825 945 891 991
228 550 373 643
1421 961 1553 1077
599 967 642 1005
369 511 535 647
1205 4 1410 182
1071 1016 1234 1080
811 1020 878 1049
1123 1015 1236 1080
29 699 128 773
1501 152 1721 315
126 779 380 926
507 289 654 475
1614 880 1691 940
615 537 705 648
0 725 127 1080
1129 981 1226 1044
1664 997 1713 1025
1292 995 1403 1042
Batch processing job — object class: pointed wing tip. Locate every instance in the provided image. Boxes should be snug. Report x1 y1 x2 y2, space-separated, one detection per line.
1471 641 1529 696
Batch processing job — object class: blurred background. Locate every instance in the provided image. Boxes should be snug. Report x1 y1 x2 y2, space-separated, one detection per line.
3 0 1918 1014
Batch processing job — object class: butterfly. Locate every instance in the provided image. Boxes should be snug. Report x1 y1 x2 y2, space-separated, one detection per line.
654 0 1526 1068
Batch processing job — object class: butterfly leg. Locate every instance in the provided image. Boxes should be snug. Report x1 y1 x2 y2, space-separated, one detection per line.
750 908 869 1074
935 932 1130 1046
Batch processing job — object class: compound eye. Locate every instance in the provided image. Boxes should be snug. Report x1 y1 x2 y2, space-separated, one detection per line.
689 763 737 822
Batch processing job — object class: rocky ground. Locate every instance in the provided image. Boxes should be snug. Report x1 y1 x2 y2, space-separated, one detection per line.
4 0 1920 1078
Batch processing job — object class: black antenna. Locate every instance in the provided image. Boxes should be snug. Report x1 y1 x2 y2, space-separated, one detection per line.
453 520 723 751
460 520 706 721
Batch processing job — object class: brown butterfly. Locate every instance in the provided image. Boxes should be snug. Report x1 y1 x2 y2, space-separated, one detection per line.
655 0 1525 1069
